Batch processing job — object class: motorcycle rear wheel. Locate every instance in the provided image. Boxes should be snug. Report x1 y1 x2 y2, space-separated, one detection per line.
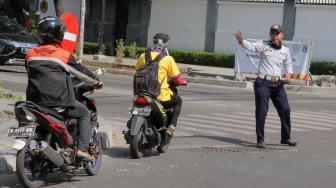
130 125 145 159
17 139 48 188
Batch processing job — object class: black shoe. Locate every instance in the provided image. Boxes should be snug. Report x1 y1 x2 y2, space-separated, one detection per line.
256 142 266 149
280 139 297 146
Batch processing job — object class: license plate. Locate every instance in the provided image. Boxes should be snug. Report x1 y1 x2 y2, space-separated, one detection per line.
131 107 151 116
8 126 36 137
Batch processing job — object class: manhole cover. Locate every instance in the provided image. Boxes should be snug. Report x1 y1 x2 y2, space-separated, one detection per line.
175 145 291 154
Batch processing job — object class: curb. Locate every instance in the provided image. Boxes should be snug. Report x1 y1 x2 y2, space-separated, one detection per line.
284 85 336 94
0 66 26 73
86 65 254 89
184 77 253 89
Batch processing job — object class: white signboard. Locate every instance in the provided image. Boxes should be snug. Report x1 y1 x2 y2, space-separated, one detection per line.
235 38 313 79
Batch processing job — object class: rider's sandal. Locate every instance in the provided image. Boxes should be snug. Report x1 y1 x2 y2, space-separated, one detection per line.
76 150 95 162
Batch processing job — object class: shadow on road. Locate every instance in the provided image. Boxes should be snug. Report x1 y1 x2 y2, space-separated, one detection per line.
0 156 13 174
0 172 82 188
175 135 257 147
103 147 161 159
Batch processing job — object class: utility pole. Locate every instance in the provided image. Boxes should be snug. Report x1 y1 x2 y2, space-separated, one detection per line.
204 0 218 52
78 0 86 62
283 0 296 40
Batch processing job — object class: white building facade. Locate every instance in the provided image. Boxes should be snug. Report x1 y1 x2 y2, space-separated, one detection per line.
148 0 336 61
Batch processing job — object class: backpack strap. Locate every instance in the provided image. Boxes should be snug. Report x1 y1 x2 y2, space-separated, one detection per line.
144 47 152 63
142 49 166 69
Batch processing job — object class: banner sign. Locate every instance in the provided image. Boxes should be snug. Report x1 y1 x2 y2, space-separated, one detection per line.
235 38 313 80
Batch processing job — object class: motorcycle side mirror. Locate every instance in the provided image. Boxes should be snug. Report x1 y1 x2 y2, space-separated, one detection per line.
185 67 193 74
180 67 192 75
94 68 106 76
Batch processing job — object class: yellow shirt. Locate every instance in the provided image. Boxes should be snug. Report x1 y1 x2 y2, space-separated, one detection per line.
135 52 180 102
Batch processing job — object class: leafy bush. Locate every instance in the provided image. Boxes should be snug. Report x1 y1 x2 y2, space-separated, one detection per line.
127 42 138 58
124 47 234 68
309 61 336 75
0 85 23 101
125 46 146 58
115 39 125 64
83 42 107 54
169 49 234 68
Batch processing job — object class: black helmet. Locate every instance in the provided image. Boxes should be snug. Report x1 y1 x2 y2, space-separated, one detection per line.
37 16 66 45
153 33 169 49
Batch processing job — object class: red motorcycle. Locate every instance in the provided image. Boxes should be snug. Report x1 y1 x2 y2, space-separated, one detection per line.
8 71 104 188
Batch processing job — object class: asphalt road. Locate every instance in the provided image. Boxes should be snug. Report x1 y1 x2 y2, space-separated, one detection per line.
0 68 336 188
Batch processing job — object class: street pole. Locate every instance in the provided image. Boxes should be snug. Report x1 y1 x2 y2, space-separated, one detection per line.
78 0 86 62
283 0 296 40
98 0 106 55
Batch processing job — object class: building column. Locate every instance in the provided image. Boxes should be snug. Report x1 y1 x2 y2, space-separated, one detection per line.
126 0 151 47
204 0 218 52
282 0 296 40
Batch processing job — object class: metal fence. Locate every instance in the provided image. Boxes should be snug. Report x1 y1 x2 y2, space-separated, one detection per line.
218 0 336 5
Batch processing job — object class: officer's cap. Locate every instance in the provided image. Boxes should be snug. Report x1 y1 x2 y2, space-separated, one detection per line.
270 24 284 33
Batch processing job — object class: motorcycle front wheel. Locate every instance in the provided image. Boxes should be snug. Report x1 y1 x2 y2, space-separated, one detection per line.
85 134 103 176
130 124 146 159
16 138 48 188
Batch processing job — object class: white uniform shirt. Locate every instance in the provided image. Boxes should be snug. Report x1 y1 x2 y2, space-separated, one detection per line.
242 40 293 77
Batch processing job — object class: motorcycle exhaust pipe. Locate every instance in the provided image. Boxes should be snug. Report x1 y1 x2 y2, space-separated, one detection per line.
38 141 65 167
145 128 161 146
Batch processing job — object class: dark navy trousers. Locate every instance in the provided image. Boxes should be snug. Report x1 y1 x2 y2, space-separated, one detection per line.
254 78 291 143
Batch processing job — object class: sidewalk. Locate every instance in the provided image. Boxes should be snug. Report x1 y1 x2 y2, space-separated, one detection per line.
82 54 336 94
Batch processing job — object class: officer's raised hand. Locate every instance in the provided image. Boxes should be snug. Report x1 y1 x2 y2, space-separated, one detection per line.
234 30 243 44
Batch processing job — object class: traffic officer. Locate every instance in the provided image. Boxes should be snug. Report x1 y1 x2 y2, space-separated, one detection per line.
234 24 297 148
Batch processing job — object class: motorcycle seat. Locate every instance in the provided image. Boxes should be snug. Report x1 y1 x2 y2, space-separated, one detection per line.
15 101 67 120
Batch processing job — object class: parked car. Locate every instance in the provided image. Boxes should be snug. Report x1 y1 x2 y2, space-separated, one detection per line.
0 16 38 65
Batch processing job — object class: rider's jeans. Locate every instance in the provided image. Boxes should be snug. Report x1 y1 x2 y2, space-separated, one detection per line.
161 94 182 127
63 101 91 150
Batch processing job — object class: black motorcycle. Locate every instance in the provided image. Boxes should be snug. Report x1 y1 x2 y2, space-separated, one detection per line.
124 79 186 159
8 69 104 188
